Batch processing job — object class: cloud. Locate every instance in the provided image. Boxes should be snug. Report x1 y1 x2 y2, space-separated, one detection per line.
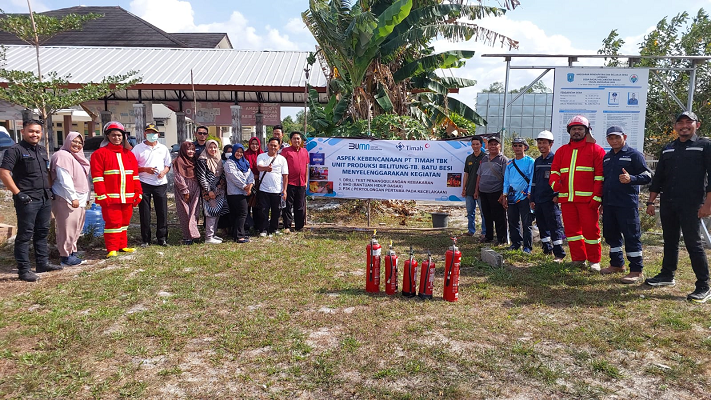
129 0 304 51
285 17 307 34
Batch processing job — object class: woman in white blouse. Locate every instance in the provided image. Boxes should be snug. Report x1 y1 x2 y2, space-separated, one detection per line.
50 131 91 267
224 143 255 243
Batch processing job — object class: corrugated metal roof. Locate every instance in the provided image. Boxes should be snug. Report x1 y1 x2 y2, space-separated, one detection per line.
2 45 327 89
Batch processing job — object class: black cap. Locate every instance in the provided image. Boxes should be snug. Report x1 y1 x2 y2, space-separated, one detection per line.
512 137 529 150
487 135 501 144
676 111 699 122
606 126 625 136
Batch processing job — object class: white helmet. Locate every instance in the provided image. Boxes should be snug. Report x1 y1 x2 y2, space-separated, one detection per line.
536 130 554 141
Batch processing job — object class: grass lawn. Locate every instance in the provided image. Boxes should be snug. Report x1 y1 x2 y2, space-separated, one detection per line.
0 197 710 398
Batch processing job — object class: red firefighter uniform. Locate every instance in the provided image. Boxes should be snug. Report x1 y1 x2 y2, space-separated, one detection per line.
549 138 606 263
90 143 142 252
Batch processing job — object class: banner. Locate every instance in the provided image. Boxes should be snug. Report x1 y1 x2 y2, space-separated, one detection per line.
162 102 280 126
551 67 648 151
306 138 470 201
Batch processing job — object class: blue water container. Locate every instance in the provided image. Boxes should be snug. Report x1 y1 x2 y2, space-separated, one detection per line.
82 203 105 236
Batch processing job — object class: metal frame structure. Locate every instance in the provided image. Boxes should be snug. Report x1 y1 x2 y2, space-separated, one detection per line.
482 53 711 245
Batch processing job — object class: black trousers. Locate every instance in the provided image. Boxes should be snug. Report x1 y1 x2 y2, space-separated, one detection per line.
283 184 306 231
227 194 248 239
14 194 51 272
660 200 710 289
534 200 566 258
507 198 533 250
138 182 168 243
259 191 282 234
480 190 507 244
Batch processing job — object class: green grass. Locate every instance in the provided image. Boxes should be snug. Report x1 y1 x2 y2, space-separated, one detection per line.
0 217 710 397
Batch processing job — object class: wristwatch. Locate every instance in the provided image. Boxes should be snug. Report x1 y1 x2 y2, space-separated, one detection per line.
646 201 654 206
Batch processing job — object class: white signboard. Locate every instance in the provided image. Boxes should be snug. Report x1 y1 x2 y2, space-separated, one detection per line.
551 68 648 151
305 138 470 201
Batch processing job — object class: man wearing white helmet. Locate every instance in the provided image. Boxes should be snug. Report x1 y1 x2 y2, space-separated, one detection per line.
549 115 606 271
530 130 566 261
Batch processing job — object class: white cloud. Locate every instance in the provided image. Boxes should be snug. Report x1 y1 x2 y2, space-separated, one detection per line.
129 0 303 51
285 17 307 34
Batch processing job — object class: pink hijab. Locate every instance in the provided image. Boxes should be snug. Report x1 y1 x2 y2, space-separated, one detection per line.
50 131 90 193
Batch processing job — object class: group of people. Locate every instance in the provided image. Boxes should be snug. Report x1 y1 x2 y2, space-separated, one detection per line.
461 112 711 303
0 120 309 282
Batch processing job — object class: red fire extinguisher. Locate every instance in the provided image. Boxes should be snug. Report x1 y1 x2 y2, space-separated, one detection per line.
366 231 381 293
384 241 398 295
402 246 418 297
418 251 435 300
443 237 462 302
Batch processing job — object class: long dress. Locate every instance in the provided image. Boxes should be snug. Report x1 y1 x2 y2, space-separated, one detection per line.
173 172 201 241
195 159 229 218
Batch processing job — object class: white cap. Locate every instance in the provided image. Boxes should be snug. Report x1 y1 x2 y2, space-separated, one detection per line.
536 130 554 141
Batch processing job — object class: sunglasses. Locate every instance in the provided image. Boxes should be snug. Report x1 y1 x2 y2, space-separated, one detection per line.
513 144 525 147
196 132 208 135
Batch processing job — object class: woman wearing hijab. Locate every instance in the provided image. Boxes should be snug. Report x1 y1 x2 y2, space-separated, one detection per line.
196 140 229 244
172 141 201 245
50 131 90 267
221 144 233 164
243 137 263 232
225 144 255 243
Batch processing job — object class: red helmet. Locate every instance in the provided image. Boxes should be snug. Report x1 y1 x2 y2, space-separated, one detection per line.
566 115 591 133
103 121 126 134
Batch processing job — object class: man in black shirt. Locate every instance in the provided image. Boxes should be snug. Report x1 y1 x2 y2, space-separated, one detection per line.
193 126 209 158
645 111 711 303
462 135 486 238
0 120 62 282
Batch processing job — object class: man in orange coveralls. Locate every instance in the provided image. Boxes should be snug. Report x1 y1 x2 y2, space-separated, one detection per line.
549 115 606 271
90 121 143 258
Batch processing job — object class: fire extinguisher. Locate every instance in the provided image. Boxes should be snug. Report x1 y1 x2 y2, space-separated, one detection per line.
418 251 435 300
366 231 381 293
402 246 418 297
384 241 398 295
443 237 462 302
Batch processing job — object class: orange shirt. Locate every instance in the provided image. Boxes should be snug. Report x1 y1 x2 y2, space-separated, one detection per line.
281 145 309 186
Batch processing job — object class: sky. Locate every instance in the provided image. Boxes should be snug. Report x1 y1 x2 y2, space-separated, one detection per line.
4 0 710 112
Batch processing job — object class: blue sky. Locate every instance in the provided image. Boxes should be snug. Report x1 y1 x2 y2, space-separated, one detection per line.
4 0 710 109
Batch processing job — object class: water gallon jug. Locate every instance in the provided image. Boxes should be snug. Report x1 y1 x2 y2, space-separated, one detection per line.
82 203 105 236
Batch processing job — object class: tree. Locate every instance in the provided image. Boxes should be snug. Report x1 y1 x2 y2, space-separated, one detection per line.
598 9 711 156
0 10 140 152
302 0 522 137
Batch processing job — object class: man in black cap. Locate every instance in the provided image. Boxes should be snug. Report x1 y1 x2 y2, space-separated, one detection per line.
600 125 652 283
646 111 711 303
0 120 62 281
474 135 508 244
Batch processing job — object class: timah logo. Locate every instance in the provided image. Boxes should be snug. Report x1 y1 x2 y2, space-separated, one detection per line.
349 143 370 150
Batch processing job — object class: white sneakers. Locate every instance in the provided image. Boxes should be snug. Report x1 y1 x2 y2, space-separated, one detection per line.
589 262 601 272
205 237 222 244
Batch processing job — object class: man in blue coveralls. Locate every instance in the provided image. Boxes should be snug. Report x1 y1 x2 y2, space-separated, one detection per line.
530 131 566 261
599 126 652 283
502 137 535 252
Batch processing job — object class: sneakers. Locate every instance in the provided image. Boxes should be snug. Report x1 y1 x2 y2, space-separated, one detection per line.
213 236 224 241
645 274 676 287
522 248 532 254
205 237 222 244
107 251 118 258
687 287 711 303
141 242 151 248
157 239 168 247
18 270 40 282
589 263 601 272
37 264 64 273
60 255 84 267
120 248 136 253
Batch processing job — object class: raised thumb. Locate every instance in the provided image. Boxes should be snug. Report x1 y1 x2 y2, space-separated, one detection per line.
621 168 628 174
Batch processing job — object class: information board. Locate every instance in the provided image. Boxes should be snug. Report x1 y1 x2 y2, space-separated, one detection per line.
551 68 648 151
305 138 470 201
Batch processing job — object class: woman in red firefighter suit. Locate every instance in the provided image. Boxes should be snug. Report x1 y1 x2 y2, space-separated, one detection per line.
90 122 143 258
549 116 606 271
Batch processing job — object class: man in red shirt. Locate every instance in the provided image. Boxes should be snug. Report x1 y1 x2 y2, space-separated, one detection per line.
280 132 309 232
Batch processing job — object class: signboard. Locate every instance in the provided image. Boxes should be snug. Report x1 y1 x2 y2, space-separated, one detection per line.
82 100 154 127
551 67 648 151
305 138 470 201
162 102 280 126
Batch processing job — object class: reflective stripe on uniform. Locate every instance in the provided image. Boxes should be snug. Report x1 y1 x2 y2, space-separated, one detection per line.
96 194 107 201
594 176 604 181
627 251 643 257
116 153 126 203
92 177 104 182
552 240 563 245
575 166 594 172
593 196 602 202
551 171 560 176
103 169 121 175
568 235 584 241
560 168 569 173
574 191 592 196
609 247 622 253
104 227 123 234
541 237 551 243
568 149 578 201
584 237 601 245
559 192 568 197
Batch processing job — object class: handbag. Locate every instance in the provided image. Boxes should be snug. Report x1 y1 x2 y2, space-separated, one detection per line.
248 156 277 207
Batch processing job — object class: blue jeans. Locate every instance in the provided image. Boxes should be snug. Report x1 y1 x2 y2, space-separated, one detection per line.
465 195 486 235
14 195 52 272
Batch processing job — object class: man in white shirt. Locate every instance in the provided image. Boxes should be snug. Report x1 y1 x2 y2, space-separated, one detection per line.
256 137 288 236
132 124 172 246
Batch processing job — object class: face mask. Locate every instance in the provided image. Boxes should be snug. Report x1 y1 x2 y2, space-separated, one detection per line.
146 133 159 142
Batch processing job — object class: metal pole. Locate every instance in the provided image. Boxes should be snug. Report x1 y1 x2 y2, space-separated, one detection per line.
687 61 698 111
367 199 371 227
501 57 511 141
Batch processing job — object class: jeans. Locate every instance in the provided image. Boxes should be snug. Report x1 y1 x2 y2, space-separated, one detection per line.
138 182 168 243
227 194 248 239
283 185 306 231
507 198 533 250
660 200 710 289
465 195 486 236
14 195 51 271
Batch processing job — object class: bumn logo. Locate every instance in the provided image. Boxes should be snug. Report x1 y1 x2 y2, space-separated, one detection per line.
348 143 370 150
